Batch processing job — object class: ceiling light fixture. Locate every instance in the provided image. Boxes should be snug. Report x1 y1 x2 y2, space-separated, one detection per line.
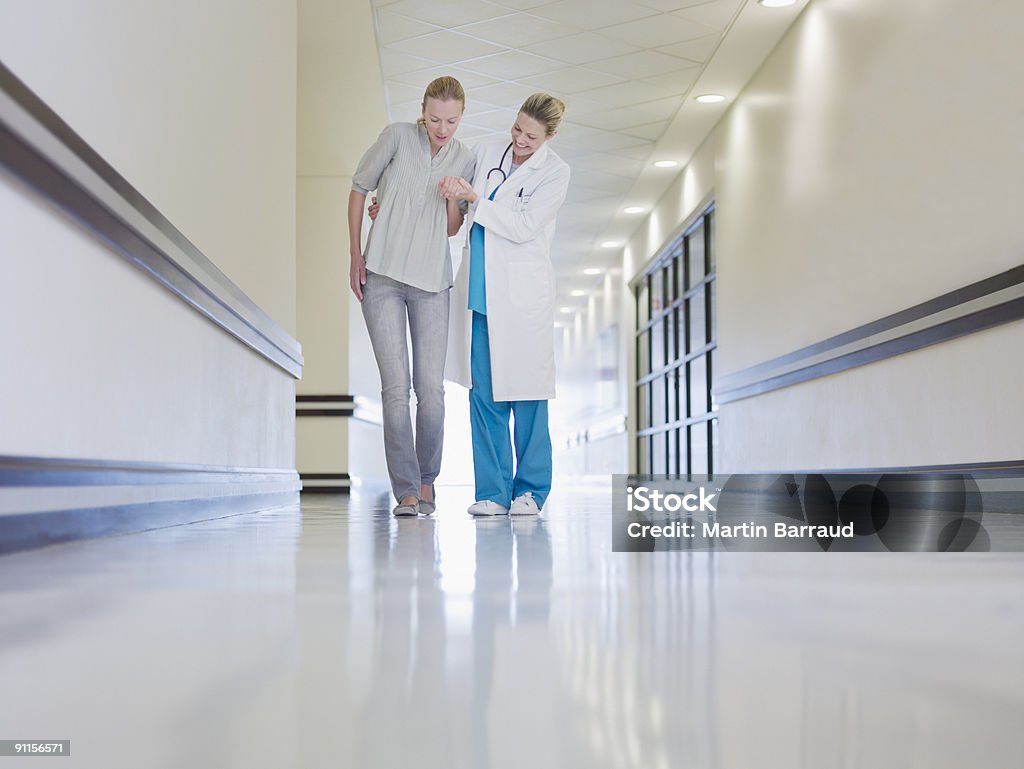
758 0 797 7
623 206 645 214
583 268 602 276
559 307 574 314
653 160 677 168
695 93 726 103
571 290 586 297
601 241 621 248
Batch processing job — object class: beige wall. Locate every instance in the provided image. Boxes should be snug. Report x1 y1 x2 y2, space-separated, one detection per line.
296 0 389 482
0 0 297 334
0 0 298 468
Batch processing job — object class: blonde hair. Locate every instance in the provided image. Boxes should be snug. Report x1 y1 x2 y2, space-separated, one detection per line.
519 93 566 136
417 76 466 124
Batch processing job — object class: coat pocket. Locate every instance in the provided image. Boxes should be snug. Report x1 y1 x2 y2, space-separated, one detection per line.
506 258 552 310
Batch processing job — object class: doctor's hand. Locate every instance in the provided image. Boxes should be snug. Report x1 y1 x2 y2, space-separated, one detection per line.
439 176 477 204
350 249 367 302
367 196 379 221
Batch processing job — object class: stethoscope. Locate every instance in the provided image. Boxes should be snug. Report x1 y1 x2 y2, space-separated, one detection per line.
485 142 514 185
484 142 524 198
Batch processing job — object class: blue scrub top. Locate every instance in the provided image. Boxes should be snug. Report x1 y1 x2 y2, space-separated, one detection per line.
468 185 501 314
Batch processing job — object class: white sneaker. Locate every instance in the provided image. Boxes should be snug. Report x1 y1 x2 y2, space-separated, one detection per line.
467 500 509 517
509 492 541 516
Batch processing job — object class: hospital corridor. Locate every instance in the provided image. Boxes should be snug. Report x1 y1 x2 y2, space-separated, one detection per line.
2 0 1024 767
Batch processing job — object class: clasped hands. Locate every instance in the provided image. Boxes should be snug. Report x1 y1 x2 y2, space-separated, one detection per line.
438 175 476 204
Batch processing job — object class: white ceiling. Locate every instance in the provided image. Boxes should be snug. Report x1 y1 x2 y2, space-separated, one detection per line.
369 0 809 300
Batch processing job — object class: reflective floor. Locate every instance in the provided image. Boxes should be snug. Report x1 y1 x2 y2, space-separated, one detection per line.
2 478 1024 768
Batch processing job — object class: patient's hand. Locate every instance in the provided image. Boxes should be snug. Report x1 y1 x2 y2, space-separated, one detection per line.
439 176 476 203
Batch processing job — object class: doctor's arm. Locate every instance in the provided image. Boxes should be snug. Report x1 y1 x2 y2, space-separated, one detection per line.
471 165 570 244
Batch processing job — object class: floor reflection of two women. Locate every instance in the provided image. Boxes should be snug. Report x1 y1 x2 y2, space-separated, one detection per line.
359 501 553 769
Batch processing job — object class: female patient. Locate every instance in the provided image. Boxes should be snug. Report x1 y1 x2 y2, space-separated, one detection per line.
348 76 475 517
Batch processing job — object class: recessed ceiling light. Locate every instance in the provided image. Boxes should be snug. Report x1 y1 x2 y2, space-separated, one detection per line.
570 290 586 297
623 206 645 214
601 241 621 248
583 268 602 276
559 307 574 314
695 93 726 104
653 160 677 168
759 0 797 7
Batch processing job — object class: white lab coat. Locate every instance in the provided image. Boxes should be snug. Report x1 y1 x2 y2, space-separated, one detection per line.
446 139 571 401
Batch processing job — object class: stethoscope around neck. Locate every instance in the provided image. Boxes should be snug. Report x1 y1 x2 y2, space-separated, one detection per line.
485 142 514 186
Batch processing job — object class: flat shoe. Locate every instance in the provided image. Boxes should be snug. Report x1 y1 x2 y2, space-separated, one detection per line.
418 484 436 515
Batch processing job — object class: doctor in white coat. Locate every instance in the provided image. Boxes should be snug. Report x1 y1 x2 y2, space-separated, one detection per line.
440 93 571 517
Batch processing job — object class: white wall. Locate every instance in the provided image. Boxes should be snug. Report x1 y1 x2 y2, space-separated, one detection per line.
713 0 1024 470
0 0 298 468
587 0 1024 474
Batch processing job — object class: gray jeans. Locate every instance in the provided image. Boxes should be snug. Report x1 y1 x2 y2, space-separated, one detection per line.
361 272 450 502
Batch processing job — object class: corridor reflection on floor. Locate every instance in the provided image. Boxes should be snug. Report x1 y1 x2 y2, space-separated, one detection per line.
1 478 1023 768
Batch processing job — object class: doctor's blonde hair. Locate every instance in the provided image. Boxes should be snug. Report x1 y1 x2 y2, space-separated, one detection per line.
417 76 466 124
519 93 566 136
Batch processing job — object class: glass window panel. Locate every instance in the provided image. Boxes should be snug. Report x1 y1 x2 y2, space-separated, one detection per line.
637 382 650 431
670 366 682 423
652 430 667 474
689 353 708 418
670 256 679 303
687 223 705 289
690 423 709 476
709 349 719 413
637 330 650 378
664 310 676 364
652 376 666 429
707 213 715 274
708 279 716 344
662 263 672 307
675 244 686 299
638 435 649 474
710 418 719 478
687 293 706 354
667 427 678 476
637 281 649 327
650 269 664 316
651 319 665 371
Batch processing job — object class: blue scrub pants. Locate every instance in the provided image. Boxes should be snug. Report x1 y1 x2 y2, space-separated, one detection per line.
470 311 552 509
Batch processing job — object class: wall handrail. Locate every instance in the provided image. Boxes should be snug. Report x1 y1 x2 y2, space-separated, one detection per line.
0 60 303 378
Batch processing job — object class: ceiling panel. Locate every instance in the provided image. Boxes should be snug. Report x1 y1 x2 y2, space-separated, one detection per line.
596 13 717 49
672 0 743 29
385 0 513 27
522 32 641 66
520 66 625 94
635 0 719 11
657 33 721 63
577 79 690 107
386 30 505 63
457 49 566 79
585 49 700 79
529 0 660 30
375 10 440 44
456 13 571 46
